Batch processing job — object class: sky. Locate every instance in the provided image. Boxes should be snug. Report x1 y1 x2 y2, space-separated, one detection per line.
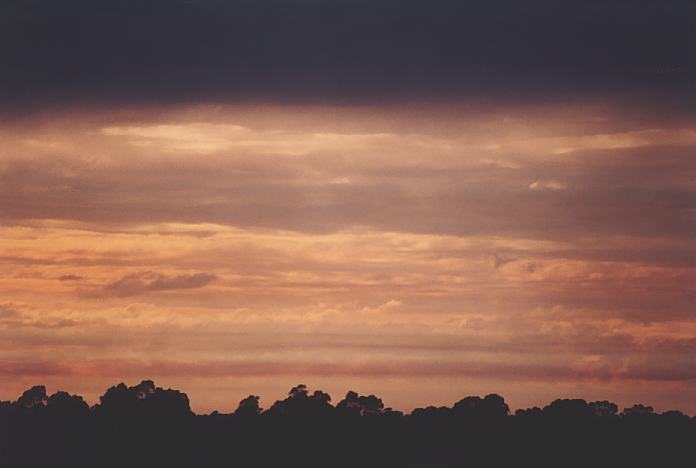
0 0 695 414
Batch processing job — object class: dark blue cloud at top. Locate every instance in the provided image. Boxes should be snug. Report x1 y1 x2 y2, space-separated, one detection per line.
1 0 694 108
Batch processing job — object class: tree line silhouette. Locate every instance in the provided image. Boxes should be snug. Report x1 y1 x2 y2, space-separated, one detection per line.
1 380 694 467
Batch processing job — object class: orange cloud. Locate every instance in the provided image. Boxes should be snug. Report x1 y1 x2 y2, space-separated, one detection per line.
0 103 694 414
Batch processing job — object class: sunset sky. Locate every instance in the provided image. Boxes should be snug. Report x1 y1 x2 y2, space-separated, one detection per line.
1 0 694 414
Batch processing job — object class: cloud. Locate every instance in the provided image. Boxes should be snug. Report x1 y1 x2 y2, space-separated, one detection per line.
493 254 517 269
2 110 694 243
0 102 693 416
0 303 78 330
529 180 567 191
0 303 21 320
1 355 693 384
359 299 402 315
1 1 693 110
97 271 217 297
101 124 252 154
58 274 83 281
0 360 70 377
535 128 696 156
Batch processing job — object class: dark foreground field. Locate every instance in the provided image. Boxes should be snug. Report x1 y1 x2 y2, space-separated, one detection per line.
1 381 694 467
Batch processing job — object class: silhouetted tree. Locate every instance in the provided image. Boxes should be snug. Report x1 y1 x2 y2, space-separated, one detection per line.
336 390 384 416
235 394 262 417
14 385 48 413
623 403 655 417
1 381 693 468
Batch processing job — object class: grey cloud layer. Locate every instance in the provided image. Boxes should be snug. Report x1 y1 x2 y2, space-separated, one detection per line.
1 0 694 111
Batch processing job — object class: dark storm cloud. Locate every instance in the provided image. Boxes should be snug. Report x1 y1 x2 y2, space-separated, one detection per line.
1 0 694 109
